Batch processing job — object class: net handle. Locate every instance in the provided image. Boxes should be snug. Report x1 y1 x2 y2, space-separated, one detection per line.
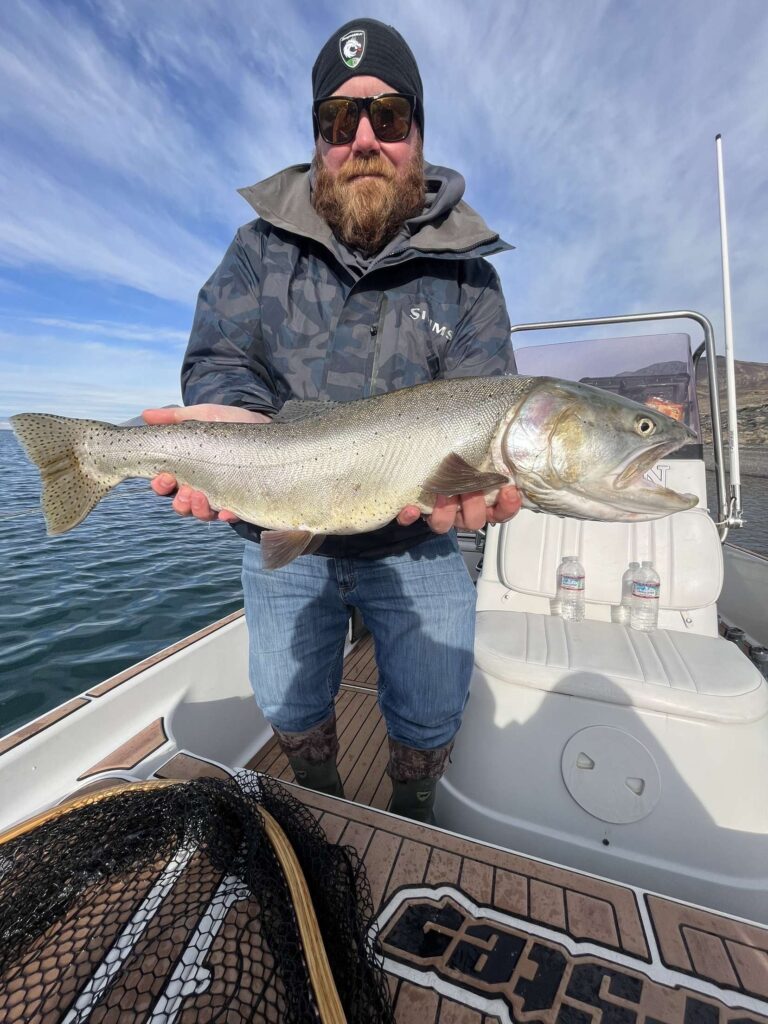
0 779 348 1024
260 805 348 1024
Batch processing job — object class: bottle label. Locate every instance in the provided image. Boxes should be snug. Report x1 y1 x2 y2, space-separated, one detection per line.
633 581 660 600
560 575 585 591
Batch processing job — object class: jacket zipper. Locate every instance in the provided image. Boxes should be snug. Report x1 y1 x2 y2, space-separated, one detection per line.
366 295 387 397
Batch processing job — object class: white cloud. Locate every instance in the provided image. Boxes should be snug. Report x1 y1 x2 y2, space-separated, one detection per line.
0 0 766 382
0 328 182 421
390 0 768 361
0 158 222 304
28 318 188 345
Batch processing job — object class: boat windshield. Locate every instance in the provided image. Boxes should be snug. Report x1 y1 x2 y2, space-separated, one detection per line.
514 332 701 438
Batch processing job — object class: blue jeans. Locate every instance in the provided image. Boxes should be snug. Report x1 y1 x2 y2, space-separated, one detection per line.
241 532 476 750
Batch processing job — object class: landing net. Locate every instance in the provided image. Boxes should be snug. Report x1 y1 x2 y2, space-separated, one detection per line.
0 772 394 1023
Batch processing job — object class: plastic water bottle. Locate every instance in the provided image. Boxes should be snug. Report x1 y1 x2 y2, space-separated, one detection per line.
612 561 640 624
630 561 660 631
551 558 566 616
557 556 585 622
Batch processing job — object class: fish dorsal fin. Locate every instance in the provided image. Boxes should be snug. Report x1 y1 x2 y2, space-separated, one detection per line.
272 399 341 424
423 452 510 496
260 529 326 569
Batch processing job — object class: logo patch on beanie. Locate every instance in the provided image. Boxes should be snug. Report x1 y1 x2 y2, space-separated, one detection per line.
339 29 366 69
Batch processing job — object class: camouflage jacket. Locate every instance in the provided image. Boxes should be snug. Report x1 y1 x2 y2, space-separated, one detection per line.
181 161 516 557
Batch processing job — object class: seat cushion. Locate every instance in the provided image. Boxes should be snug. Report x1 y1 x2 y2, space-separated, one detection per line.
475 611 768 724
497 507 722 611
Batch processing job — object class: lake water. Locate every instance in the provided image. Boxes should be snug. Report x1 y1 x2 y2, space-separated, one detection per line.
705 467 768 556
0 430 246 735
1 430 766 738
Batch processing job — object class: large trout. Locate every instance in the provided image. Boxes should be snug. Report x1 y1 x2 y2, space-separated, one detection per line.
11 375 698 568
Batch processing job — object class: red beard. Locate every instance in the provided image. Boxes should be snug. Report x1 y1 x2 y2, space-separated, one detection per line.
312 142 425 254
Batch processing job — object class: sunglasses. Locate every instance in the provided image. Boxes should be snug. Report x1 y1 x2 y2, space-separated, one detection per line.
313 92 417 146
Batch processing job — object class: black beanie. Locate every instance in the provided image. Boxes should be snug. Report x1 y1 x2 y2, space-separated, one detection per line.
312 18 424 138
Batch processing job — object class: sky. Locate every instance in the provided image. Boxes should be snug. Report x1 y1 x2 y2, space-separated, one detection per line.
1 0 767 423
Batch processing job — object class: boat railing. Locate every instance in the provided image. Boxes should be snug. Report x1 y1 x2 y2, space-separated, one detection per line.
510 310 742 541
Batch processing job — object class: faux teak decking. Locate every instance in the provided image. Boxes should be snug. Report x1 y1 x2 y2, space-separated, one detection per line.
250 636 768 1023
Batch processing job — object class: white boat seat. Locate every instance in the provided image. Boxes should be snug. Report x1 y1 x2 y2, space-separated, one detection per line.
497 507 722 610
475 611 768 724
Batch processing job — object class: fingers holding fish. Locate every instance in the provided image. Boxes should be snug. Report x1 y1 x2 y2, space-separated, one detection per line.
396 497 459 533
425 495 461 534
172 485 239 523
150 475 237 524
396 505 422 527
151 473 178 496
485 485 523 525
428 486 522 532
453 492 487 531
398 486 519 533
172 485 195 517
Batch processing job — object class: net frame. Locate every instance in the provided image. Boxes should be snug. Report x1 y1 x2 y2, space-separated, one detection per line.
0 772 394 1024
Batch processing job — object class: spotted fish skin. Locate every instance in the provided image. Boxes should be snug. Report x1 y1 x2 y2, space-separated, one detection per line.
10 374 697 569
10 377 531 536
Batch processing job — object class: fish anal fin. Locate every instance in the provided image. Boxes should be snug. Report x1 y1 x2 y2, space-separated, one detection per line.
260 529 326 569
424 452 510 496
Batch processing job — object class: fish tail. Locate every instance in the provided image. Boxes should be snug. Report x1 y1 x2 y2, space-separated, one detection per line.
10 413 122 535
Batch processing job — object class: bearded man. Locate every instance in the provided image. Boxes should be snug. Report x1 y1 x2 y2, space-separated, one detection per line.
144 18 521 824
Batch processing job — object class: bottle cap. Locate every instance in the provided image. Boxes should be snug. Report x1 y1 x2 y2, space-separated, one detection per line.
641 560 653 567
629 561 640 568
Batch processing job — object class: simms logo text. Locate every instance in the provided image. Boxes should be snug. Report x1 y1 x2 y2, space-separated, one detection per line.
409 307 454 340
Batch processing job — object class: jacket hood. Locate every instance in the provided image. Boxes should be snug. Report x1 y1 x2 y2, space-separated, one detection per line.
238 162 512 260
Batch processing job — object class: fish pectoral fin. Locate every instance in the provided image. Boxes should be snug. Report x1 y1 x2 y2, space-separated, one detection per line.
424 452 510 496
260 529 326 570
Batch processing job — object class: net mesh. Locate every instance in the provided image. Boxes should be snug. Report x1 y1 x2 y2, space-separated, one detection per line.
0 771 394 1023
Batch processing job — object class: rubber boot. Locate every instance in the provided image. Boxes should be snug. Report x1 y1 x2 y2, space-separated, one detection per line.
287 756 344 798
389 777 438 824
273 712 345 798
387 738 454 825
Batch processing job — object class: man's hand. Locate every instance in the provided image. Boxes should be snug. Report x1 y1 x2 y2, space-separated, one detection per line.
142 404 271 523
397 485 523 534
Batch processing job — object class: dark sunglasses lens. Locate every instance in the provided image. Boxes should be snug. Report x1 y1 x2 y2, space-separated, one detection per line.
371 95 413 142
317 98 358 144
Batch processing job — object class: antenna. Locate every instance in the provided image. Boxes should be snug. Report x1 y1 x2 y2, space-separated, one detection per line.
715 134 743 525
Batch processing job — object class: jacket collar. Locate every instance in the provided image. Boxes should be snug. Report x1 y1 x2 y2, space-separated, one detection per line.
238 162 512 261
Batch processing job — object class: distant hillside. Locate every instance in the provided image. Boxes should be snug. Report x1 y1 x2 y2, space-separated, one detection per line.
696 356 768 448
619 361 688 377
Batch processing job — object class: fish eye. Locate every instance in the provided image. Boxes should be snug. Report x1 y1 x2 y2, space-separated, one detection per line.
634 416 656 437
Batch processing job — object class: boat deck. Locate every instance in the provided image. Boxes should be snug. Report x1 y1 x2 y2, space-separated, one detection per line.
296 786 768 1024
237 635 768 1022
6 631 768 1021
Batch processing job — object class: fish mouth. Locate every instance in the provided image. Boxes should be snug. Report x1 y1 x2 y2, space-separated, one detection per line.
614 439 680 489
608 435 698 512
